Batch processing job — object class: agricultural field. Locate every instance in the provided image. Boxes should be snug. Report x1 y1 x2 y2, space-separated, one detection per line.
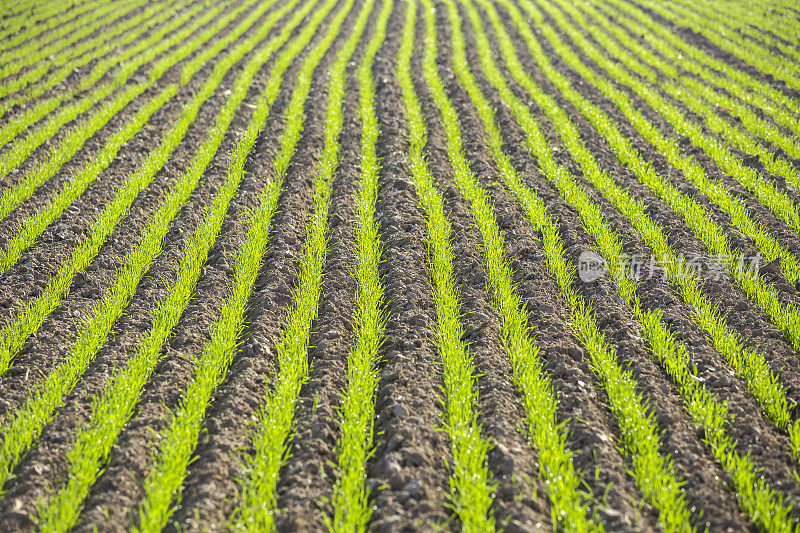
0 0 799 530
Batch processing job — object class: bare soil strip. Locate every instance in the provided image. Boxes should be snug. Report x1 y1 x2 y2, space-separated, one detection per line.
4 6 306 524
497 0 800 428
365 8 454 529
1 0 799 530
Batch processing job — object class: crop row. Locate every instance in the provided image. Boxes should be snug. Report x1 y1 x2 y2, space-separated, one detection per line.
673 0 798 45
633 0 800 91
0 0 798 530
0 0 114 58
544 0 800 244
443 0 709 528
460 0 797 527
600 0 800 122
328 0 393 529
0 0 185 101
0 0 218 139
0 0 261 223
517 0 800 362
0 0 92 45
397 0 497 528
130 0 351 525
0 0 281 378
0 0 218 125
561 2 800 187
517 0 800 427
229 0 376 527
33 0 324 528
536 0 797 454
497 0 800 440
663 0 800 70
0 0 290 496
0 0 151 80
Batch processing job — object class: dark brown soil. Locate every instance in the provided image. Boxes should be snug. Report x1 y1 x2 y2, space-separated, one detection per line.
513 0 800 440
166 2 369 529
269 8 378 529
0 0 163 101
444 4 733 530
623 1 800 100
0 0 151 79
0 0 308 529
485 0 800 524
1 0 800 530
365 7 453 530
425 7 660 530
513 0 800 412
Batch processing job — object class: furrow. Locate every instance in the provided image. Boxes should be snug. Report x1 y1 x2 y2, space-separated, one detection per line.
0 0 186 103
0 0 223 141
0 1 795 530
398 0 497 529
537 0 800 256
597 0 800 125
365 5 453 526
68 35 310 533
28 1 316 528
0 0 262 227
498 1 800 447
493 0 800 404
0 0 298 499
0 0 149 80
412 0 605 528
271 13 373 525
127 0 356 528
463 0 799 527
663 0 800 69
436 0 695 529
443 14 660 529
227 0 377 528
328 0 392 529
560 2 800 186
0 0 109 56
0 0 279 375
451 5 746 529
143 25 327 533
629 0 800 90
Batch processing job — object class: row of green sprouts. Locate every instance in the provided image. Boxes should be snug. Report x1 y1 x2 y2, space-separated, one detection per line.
0 0 800 530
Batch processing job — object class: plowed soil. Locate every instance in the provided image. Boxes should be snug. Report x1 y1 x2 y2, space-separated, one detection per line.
1 0 799 530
